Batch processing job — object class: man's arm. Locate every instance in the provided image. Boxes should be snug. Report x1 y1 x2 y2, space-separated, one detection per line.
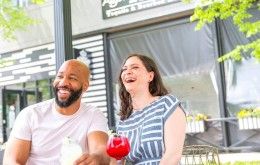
3 138 31 165
88 131 110 164
75 131 110 165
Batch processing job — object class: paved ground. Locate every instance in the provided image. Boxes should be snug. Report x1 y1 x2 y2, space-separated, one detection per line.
0 150 3 164
219 152 260 163
0 149 259 164
181 152 260 164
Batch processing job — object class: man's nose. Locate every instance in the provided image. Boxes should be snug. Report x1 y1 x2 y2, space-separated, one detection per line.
59 77 70 85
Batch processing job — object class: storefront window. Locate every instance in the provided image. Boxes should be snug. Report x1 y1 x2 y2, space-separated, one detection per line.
109 18 222 146
109 19 220 118
39 79 54 101
219 12 260 149
1 78 53 141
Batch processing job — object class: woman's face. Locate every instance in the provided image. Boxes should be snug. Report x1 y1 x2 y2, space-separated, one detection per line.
121 56 154 93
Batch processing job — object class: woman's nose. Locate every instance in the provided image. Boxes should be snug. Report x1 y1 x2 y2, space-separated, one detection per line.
125 68 132 75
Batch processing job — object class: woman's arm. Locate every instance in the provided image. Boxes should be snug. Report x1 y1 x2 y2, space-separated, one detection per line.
160 106 186 165
3 138 31 165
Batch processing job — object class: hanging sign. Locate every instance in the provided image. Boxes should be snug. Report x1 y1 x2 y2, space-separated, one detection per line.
102 0 180 19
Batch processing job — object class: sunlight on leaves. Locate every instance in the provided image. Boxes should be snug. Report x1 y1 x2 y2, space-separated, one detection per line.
0 0 45 40
183 0 260 62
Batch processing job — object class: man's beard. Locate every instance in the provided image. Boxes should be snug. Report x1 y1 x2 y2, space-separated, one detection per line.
53 86 83 108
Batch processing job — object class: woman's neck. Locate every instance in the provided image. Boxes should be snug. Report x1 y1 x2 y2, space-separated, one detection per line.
131 92 159 111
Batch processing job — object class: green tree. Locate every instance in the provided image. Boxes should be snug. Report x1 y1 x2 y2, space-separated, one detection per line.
184 0 260 62
0 0 45 39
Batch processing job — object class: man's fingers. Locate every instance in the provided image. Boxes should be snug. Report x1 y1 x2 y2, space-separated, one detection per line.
74 153 90 164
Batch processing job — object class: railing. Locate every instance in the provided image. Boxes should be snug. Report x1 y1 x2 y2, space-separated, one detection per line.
185 117 260 152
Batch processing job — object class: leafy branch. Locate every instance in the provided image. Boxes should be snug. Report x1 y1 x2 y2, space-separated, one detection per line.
184 0 260 62
218 38 260 61
0 0 45 40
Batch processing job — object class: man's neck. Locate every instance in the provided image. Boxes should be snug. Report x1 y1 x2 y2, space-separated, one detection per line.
55 101 81 115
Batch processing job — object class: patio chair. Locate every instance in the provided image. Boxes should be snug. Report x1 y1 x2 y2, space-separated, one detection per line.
181 145 220 165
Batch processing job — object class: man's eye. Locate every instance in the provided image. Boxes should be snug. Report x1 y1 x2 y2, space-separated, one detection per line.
57 75 63 79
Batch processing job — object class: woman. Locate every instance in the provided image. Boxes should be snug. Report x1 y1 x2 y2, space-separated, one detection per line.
113 54 186 165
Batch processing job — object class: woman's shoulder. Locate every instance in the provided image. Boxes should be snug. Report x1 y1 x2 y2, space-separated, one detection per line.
158 94 179 104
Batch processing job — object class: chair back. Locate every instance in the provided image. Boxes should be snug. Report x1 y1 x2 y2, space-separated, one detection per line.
181 145 220 165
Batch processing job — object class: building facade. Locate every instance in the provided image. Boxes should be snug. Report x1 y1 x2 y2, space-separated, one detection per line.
0 0 260 152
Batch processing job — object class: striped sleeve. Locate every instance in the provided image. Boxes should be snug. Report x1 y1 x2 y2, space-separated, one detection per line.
163 94 181 121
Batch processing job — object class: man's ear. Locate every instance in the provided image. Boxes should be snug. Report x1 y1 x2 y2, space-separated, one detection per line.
83 81 89 92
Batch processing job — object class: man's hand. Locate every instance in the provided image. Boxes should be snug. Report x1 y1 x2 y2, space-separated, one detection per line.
74 153 102 165
74 131 110 165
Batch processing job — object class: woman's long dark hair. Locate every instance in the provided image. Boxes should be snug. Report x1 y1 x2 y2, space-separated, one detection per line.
118 54 168 120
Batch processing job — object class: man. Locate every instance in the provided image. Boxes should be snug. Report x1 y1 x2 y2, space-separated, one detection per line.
3 59 110 164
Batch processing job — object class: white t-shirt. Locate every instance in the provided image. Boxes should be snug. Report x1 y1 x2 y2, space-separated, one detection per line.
10 99 108 165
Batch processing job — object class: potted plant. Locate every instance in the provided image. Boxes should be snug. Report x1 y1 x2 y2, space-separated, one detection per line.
186 115 194 133
237 108 260 130
186 113 207 133
252 107 260 129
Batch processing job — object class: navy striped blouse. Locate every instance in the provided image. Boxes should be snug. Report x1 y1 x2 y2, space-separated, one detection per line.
117 94 180 165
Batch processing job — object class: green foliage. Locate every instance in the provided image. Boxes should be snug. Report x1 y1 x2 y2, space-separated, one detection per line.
218 38 260 61
31 0 45 5
0 0 45 40
184 0 260 62
0 58 14 67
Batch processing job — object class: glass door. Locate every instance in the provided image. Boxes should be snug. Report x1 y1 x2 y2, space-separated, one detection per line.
2 89 40 142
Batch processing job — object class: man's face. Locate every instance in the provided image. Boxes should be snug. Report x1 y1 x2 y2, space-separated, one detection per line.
52 61 89 108
53 85 82 108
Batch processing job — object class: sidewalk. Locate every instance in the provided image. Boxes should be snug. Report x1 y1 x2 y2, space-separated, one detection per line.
1 143 259 164
181 152 260 164
0 150 3 164
219 152 260 163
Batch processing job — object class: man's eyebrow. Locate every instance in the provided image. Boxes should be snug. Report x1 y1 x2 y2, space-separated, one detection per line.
69 74 78 77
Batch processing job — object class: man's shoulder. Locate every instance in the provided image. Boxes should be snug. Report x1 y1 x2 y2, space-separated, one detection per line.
29 99 53 108
16 99 54 120
23 99 54 113
81 102 97 111
80 102 105 116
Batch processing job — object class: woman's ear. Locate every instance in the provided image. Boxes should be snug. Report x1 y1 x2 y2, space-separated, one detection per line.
149 71 155 82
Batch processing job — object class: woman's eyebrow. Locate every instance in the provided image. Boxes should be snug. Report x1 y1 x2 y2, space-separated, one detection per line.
122 63 140 69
